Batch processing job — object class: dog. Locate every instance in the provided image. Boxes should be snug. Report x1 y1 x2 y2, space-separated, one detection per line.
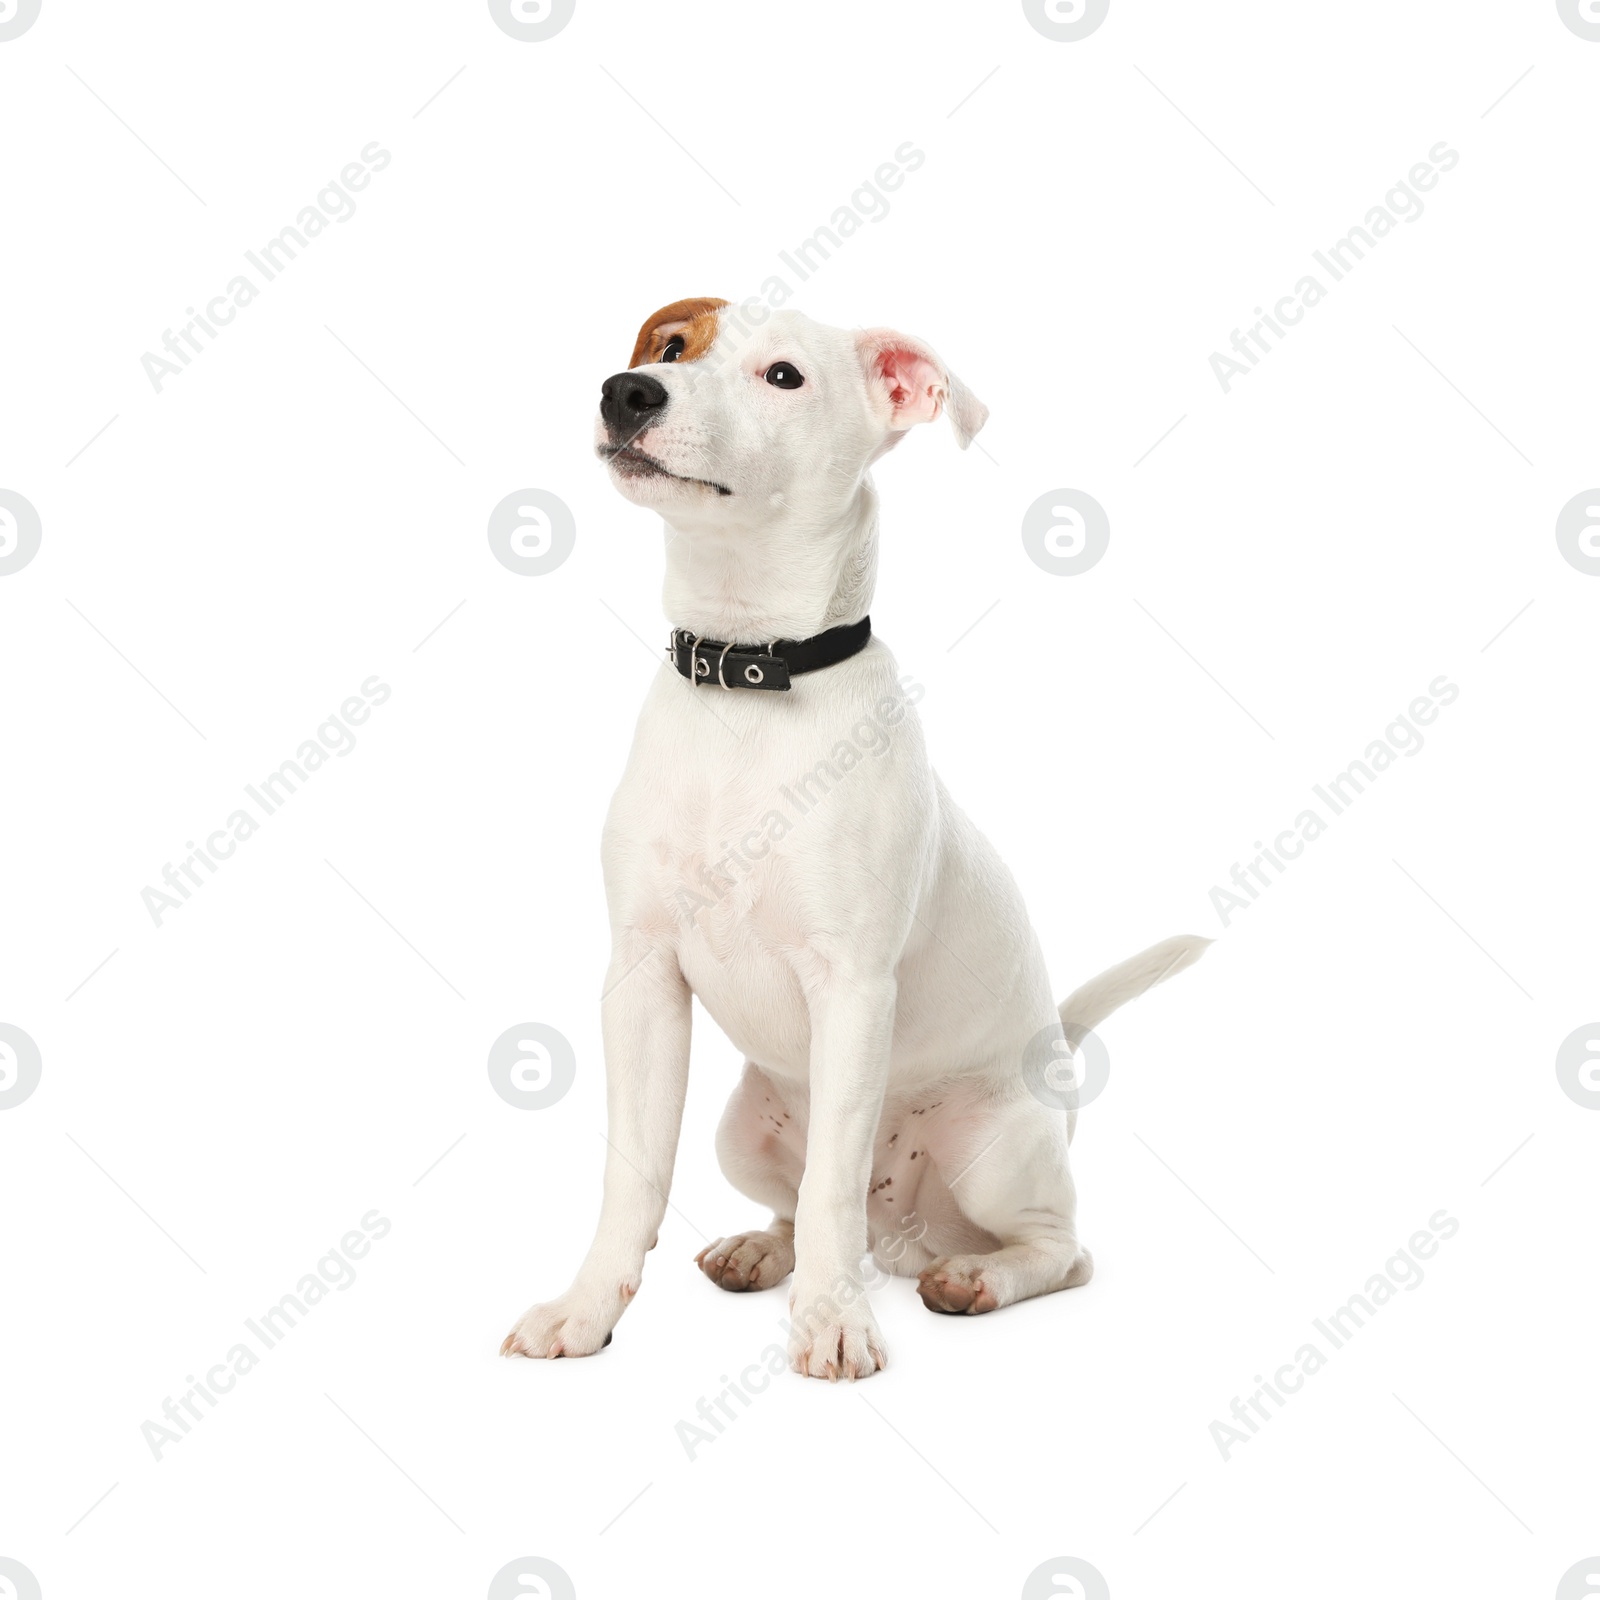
501 298 1207 1379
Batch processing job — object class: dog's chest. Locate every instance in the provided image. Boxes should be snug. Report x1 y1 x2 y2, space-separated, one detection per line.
638 762 809 963
609 680 895 1061
605 652 927 1068
612 755 815 1068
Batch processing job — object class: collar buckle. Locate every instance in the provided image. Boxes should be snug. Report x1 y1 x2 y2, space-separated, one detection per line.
667 619 869 692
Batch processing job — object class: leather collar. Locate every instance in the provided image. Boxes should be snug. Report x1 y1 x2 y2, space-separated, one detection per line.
668 616 871 692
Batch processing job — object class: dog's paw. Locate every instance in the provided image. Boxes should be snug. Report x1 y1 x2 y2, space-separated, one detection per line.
786 1296 888 1380
499 1288 628 1359
917 1256 1000 1315
695 1230 795 1292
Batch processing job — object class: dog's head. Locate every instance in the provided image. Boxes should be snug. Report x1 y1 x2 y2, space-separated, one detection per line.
594 299 987 525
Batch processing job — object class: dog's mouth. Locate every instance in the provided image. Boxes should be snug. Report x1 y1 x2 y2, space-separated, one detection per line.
599 442 732 497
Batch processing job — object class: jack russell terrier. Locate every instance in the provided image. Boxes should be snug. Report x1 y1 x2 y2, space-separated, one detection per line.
502 298 1207 1379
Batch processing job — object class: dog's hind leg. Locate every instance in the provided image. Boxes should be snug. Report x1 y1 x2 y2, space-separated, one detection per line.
695 1063 806 1292
913 1093 1093 1316
913 935 1208 1314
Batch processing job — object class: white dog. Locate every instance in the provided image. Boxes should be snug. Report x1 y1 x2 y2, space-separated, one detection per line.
502 299 1206 1379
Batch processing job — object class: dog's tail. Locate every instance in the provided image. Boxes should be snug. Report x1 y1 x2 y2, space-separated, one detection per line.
1058 933 1210 1046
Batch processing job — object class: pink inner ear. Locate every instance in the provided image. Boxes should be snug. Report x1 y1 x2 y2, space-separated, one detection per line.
876 347 945 428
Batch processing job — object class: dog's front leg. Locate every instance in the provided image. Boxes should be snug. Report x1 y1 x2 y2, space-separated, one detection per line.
502 941 690 1359
787 973 895 1379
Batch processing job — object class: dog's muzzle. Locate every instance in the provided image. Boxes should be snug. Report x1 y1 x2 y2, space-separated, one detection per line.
668 617 872 692
599 371 668 446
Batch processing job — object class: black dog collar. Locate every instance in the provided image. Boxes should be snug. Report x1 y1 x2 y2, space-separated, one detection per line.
668 616 871 691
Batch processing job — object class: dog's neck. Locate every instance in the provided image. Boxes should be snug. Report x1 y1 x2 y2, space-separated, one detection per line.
659 477 879 645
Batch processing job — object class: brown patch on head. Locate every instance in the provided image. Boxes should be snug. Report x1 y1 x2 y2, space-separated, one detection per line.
629 297 729 368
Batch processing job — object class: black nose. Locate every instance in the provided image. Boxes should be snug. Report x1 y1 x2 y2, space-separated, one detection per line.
600 371 669 443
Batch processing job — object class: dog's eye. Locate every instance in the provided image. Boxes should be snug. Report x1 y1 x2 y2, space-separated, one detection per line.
765 362 804 389
661 335 685 363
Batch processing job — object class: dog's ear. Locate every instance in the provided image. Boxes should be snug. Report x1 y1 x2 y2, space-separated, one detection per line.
855 329 988 450
629 298 730 368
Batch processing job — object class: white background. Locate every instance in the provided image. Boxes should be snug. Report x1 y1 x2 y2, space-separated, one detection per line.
2 2 1597 1597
